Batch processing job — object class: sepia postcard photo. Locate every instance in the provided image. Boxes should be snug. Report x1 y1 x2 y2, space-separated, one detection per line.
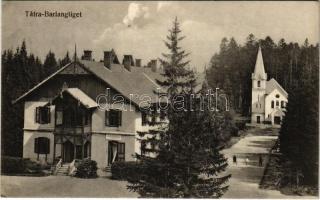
1 0 319 198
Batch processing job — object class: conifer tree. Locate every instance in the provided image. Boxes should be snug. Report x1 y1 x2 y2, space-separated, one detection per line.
128 17 230 198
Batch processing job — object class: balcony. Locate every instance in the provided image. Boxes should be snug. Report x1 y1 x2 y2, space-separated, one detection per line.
54 125 91 135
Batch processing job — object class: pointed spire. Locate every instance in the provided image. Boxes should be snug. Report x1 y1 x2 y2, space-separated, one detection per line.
73 44 78 62
252 45 267 80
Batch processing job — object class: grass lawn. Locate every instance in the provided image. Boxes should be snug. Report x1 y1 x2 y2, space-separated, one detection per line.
1 173 138 197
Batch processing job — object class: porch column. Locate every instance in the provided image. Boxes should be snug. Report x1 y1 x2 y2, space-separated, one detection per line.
53 135 56 163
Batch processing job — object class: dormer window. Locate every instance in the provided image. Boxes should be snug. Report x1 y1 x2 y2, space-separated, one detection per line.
257 81 261 87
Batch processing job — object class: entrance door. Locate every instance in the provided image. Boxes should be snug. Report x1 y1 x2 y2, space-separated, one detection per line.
108 141 125 165
256 116 261 123
63 140 74 162
274 116 281 125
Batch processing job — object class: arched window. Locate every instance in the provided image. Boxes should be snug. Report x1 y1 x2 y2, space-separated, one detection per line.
257 81 261 87
271 101 274 108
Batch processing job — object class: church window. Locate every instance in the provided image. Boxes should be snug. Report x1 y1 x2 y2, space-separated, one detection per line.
276 101 279 107
276 94 280 98
271 101 274 108
281 101 285 108
257 81 261 87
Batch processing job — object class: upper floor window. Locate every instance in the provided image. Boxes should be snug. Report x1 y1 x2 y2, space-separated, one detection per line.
35 106 51 124
275 94 280 98
281 101 285 108
271 101 274 108
257 81 261 87
34 137 50 160
276 101 279 107
105 109 122 127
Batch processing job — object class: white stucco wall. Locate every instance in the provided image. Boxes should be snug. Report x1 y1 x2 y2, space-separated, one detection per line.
23 101 152 167
24 101 55 130
23 130 54 163
264 89 287 122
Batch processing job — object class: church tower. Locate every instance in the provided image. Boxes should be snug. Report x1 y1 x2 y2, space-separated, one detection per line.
251 46 267 124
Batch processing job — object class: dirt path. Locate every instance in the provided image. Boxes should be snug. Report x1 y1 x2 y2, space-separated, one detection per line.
221 127 315 199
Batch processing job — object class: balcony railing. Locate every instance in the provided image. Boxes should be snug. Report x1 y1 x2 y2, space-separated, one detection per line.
54 125 91 135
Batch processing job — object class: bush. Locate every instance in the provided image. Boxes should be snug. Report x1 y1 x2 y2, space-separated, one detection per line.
1 156 48 175
111 161 142 181
75 158 98 178
1 156 26 174
235 121 246 130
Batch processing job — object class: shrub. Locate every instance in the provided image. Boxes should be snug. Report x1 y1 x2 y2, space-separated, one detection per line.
75 158 98 178
111 161 142 181
1 156 26 174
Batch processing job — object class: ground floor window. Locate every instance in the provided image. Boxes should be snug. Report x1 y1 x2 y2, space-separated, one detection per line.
34 137 50 160
256 116 261 123
108 141 125 165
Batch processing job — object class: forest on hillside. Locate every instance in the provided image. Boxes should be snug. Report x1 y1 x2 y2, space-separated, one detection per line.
206 34 319 116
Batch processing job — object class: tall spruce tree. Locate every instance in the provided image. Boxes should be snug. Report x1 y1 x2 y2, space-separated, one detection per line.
127 17 230 198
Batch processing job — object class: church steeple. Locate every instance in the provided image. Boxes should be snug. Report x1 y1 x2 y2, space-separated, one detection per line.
252 46 267 80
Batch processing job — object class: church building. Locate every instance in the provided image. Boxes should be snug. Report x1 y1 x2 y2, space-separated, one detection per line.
251 47 288 126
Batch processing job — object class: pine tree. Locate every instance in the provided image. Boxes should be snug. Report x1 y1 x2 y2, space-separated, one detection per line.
127 17 230 198
43 50 58 77
60 51 71 67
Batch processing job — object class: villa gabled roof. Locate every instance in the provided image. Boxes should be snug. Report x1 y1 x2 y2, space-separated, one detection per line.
62 88 98 109
13 60 166 106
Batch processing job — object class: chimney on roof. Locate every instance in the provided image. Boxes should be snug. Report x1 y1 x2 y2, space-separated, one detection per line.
135 59 141 67
123 55 133 71
150 59 157 72
81 50 92 61
104 51 113 69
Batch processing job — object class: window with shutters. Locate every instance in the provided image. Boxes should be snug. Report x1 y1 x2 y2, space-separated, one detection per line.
117 143 125 162
35 106 51 124
34 137 50 160
105 109 122 127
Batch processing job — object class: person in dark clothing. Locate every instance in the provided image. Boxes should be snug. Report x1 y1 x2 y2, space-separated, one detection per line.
259 155 263 166
233 155 237 165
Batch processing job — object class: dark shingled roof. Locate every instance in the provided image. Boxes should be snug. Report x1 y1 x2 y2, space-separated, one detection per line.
13 59 206 106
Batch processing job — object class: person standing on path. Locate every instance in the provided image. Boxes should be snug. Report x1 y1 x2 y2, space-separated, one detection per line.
245 157 249 165
259 155 263 166
233 155 237 165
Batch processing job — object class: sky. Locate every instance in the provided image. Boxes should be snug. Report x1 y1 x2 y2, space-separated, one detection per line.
2 1 319 71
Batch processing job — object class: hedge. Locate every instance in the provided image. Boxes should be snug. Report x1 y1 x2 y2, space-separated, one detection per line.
75 158 98 178
111 161 143 181
1 156 45 175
